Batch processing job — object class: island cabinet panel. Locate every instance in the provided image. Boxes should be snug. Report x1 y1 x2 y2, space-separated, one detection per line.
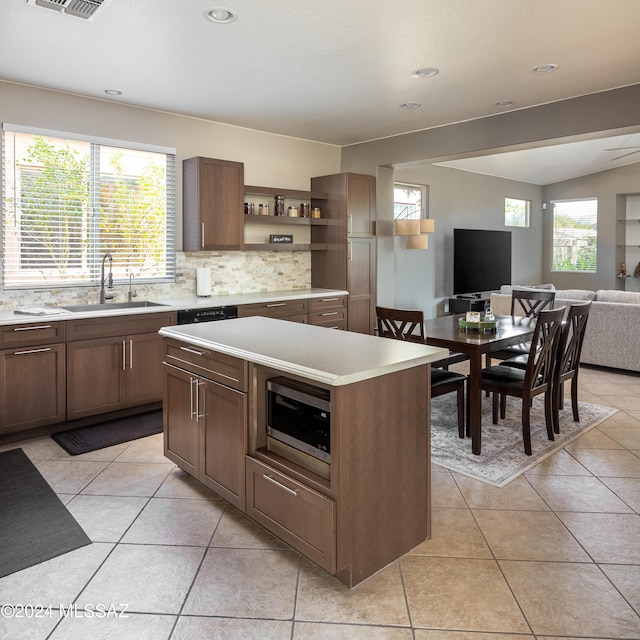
163 340 247 510
246 457 336 572
183 156 245 251
0 342 65 434
333 366 429 585
164 364 199 476
202 379 246 505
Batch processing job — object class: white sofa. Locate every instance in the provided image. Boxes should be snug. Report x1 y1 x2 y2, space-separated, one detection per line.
489 285 640 373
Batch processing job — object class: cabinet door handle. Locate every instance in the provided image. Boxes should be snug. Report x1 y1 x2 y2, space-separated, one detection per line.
196 380 205 420
129 339 133 370
180 346 205 356
320 311 338 316
122 340 126 371
266 302 286 308
13 324 51 331
262 474 299 496
348 214 353 235
189 377 196 419
348 240 352 261
201 223 205 248
13 347 52 355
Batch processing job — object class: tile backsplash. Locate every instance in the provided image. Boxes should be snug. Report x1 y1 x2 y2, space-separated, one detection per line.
0 251 311 309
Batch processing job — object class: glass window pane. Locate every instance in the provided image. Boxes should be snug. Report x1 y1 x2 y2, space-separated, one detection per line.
551 198 597 272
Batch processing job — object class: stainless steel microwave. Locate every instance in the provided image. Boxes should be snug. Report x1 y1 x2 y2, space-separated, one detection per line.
266 377 331 464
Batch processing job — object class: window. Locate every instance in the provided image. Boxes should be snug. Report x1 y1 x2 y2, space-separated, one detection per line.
551 198 597 272
505 197 530 227
2 125 176 289
394 183 426 219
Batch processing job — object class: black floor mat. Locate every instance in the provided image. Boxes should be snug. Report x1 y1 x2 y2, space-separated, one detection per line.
0 448 91 578
52 410 163 456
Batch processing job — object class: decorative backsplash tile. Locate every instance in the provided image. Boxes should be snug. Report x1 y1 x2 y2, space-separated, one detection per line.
0 251 311 309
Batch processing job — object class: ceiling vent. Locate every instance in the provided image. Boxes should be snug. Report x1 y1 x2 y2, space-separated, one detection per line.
28 0 111 20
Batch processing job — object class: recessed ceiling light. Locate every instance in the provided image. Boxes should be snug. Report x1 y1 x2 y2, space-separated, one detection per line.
412 68 439 78
205 7 237 23
495 100 514 107
104 89 122 96
531 64 558 74
399 102 421 109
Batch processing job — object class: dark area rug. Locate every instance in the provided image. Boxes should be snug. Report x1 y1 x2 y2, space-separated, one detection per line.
52 410 163 456
0 448 91 578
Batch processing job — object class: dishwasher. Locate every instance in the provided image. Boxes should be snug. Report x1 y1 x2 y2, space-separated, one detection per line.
176 305 238 324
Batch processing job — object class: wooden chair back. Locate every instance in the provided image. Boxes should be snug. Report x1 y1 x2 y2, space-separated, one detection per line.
511 289 556 318
524 307 565 392
556 302 592 379
375 306 425 343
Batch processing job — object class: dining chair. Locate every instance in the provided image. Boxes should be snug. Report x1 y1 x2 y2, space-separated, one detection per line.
375 306 468 370
375 306 467 437
551 301 592 435
479 307 565 455
486 289 556 367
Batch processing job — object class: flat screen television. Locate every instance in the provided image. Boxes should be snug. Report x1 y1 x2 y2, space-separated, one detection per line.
453 228 512 295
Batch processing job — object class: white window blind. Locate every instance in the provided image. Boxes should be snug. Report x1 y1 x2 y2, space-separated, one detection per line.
551 198 597 272
2 125 176 288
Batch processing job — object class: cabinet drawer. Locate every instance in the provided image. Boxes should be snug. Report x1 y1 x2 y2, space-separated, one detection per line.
309 308 347 327
0 321 65 349
164 338 247 392
246 457 336 572
309 295 347 311
66 311 176 341
237 298 308 319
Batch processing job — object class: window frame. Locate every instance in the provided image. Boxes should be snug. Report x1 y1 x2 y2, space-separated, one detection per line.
1 123 176 290
504 196 531 228
550 197 598 273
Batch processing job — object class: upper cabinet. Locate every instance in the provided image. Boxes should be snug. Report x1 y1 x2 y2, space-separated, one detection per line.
183 157 245 251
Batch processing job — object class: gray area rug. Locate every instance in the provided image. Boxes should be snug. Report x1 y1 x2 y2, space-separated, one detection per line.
431 394 617 487
0 448 91 578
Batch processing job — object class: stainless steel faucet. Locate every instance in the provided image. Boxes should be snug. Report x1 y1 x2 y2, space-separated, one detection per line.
128 273 137 302
100 253 114 304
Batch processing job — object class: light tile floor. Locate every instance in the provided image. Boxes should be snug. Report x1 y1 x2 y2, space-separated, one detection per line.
1 365 640 640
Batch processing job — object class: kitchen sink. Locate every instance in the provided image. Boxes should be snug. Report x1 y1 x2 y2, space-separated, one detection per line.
60 301 169 312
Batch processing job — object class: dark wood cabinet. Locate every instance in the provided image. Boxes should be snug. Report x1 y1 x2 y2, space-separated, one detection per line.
0 342 65 434
66 312 175 420
237 298 309 324
311 173 376 334
183 156 245 251
163 339 247 510
308 295 347 330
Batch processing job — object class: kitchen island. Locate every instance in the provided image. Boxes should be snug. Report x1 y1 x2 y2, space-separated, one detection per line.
160 316 447 587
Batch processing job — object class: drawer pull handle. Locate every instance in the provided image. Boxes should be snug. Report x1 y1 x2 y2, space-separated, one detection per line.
266 302 286 308
321 297 339 302
320 311 338 316
180 346 205 356
13 324 52 331
263 474 299 496
13 347 52 355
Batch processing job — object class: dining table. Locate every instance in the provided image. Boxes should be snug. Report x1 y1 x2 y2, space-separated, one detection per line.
424 314 536 455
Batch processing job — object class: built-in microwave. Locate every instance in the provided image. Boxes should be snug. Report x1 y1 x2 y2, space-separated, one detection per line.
266 377 331 464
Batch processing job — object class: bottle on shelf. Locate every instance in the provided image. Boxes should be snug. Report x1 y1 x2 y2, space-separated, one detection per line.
274 195 285 216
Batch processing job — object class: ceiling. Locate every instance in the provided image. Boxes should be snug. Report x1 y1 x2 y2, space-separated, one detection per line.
1 0 640 181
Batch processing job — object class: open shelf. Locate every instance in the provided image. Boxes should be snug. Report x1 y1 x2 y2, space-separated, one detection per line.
244 243 327 251
244 185 328 200
244 214 328 226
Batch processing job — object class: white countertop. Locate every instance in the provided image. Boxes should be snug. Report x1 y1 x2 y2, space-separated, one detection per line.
160 316 448 386
0 288 348 326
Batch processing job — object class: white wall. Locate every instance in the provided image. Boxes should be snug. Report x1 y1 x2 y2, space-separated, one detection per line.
392 164 543 316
